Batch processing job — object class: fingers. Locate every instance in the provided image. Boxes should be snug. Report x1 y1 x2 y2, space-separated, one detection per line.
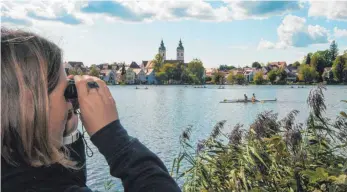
67 75 74 80
88 76 113 104
74 75 88 97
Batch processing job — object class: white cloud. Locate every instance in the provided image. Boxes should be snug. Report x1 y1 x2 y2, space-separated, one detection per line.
334 27 347 38
226 1 304 20
1 1 306 25
308 1 347 21
257 39 275 50
258 15 330 50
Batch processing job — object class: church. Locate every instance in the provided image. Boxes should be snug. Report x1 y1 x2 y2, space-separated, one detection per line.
142 39 187 69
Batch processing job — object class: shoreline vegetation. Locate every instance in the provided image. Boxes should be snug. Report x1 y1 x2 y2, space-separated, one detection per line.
170 85 347 192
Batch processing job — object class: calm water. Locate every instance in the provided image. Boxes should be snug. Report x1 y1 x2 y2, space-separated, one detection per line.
81 85 346 191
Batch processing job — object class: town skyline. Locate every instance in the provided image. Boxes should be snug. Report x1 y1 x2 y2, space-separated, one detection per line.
2 1 347 67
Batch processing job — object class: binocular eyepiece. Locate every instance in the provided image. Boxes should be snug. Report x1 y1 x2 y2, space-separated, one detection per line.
64 80 79 111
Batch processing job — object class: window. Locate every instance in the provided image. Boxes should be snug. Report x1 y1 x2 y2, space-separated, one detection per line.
181 53 183 56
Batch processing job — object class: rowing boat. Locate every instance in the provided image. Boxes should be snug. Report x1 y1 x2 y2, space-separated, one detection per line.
220 99 277 103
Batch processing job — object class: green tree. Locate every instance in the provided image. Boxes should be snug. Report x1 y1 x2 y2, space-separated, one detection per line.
267 69 277 84
293 61 301 67
234 74 245 85
310 53 325 82
329 40 339 62
188 59 205 84
153 54 164 72
276 68 287 82
298 64 317 84
212 71 225 85
205 76 212 82
252 61 262 69
162 63 176 83
121 64 126 82
332 56 345 83
219 65 235 71
253 71 264 85
155 71 167 84
89 66 100 77
226 73 235 84
305 53 312 64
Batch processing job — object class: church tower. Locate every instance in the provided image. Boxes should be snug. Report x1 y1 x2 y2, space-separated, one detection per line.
177 39 184 62
158 39 166 60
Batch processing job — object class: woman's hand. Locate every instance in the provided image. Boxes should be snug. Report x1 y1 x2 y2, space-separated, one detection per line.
74 75 118 136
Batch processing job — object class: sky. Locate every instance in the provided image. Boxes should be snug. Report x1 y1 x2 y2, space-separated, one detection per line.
1 0 347 68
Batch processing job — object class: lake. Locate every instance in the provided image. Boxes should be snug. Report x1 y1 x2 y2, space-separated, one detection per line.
81 85 346 191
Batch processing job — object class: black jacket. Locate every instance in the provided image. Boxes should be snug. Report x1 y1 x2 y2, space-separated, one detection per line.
2 120 181 192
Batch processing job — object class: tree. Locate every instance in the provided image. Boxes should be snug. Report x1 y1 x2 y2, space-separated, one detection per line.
252 62 262 69
298 64 317 84
226 73 235 84
305 53 312 65
153 54 164 72
310 53 325 82
162 63 176 83
234 74 245 85
188 59 205 84
212 71 225 85
267 69 277 84
219 65 235 71
121 64 126 82
155 71 167 84
329 40 338 62
205 76 212 82
332 56 345 83
253 71 264 85
89 66 99 77
293 61 301 67
277 68 287 82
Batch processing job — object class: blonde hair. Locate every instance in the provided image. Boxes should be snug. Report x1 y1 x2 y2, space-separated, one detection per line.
1 27 75 168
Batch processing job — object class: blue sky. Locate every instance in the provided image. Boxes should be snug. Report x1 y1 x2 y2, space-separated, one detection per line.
2 1 347 68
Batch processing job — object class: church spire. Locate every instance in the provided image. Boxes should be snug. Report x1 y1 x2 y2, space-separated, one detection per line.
177 38 184 50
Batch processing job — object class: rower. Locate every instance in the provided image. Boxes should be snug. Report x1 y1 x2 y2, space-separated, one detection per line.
252 93 256 102
244 94 248 101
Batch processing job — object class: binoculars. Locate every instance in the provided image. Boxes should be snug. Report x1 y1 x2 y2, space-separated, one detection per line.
64 80 100 111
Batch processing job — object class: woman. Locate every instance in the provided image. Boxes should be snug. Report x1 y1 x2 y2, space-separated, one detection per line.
1 28 180 192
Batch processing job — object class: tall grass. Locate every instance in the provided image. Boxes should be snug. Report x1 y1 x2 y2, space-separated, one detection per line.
172 85 347 192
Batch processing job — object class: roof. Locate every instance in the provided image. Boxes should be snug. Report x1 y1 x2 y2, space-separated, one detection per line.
133 68 144 75
164 60 183 64
269 61 287 68
129 61 140 68
146 69 154 75
145 60 155 69
68 61 84 68
159 40 166 50
177 39 184 50
142 61 148 67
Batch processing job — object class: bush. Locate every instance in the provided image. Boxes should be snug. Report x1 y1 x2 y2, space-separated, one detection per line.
172 85 347 192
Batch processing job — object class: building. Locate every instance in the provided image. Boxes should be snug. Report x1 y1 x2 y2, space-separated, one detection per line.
64 61 87 75
129 61 140 69
243 68 256 82
145 69 157 84
125 67 135 84
100 70 117 85
158 39 185 63
133 68 146 84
